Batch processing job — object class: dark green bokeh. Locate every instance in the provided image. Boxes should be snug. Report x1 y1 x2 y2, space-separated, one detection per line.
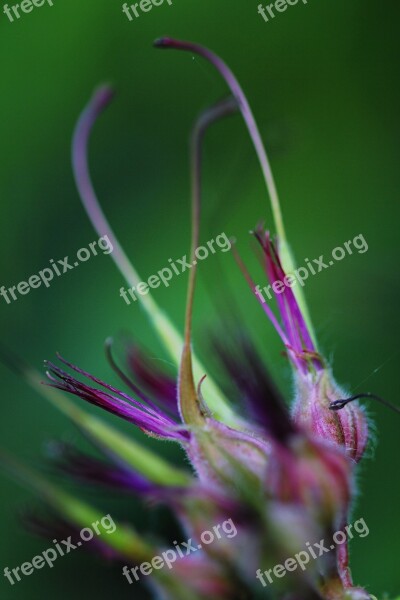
1 0 399 597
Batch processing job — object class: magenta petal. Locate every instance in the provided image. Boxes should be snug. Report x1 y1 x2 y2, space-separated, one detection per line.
255 229 324 374
45 357 188 442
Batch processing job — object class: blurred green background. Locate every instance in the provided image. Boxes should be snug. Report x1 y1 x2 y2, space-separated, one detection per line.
1 0 399 597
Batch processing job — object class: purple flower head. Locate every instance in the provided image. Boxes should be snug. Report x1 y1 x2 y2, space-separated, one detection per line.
42 36 376 597
3 37 389 600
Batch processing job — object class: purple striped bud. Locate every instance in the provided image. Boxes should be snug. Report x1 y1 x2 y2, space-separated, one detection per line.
293 370 369 463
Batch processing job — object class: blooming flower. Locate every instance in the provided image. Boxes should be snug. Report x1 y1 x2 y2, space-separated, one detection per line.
2 38 383 600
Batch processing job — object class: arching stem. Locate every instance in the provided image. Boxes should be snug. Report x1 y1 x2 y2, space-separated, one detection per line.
179 97 238 424
154 37 317 348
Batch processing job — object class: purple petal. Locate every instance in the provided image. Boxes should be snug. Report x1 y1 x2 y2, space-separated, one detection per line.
45 356 188 442
255 229 324 374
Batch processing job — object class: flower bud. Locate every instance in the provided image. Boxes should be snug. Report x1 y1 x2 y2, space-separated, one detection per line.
293 370 369 463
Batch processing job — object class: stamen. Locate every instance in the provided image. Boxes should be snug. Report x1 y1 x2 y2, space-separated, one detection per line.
329 393 400 415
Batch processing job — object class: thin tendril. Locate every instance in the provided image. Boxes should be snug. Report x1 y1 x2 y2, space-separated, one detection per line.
184 96 238 346
179 96 238 424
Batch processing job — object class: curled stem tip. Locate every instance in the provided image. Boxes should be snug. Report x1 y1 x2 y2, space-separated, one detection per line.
91 84 115 111
329 392 400 415
71 83 138 286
